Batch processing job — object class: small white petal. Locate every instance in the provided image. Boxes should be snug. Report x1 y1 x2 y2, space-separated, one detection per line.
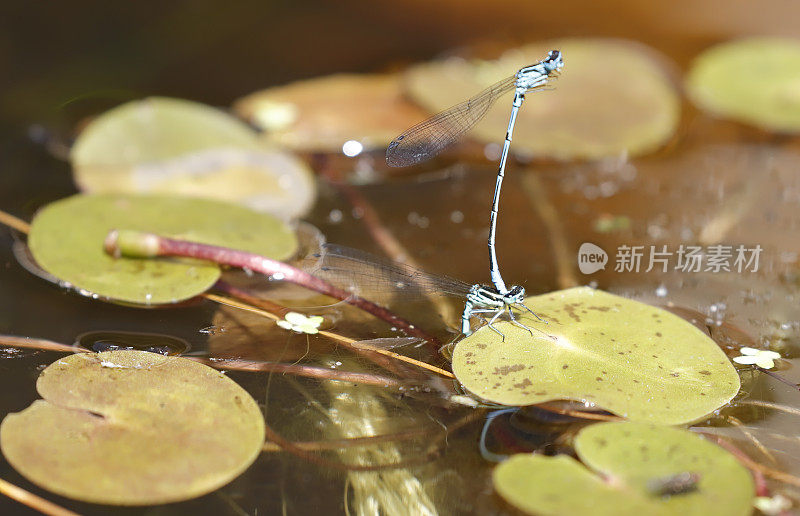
284 312 307 324
302 327 319 335
307 316 324 327
755 358 776 369
733 355 759 365
762 350 782 360
276 320 293 330
738 347 759 355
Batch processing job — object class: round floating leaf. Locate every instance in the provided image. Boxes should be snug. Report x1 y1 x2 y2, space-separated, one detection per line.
493 422 754 516
686 38 800 132
452 287 740 425
0 350 265 505
71 96 316 219
405 38 680 160
28 193 298 304
233 73 430 152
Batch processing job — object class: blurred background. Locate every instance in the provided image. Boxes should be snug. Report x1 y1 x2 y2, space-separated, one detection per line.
3 0 800 126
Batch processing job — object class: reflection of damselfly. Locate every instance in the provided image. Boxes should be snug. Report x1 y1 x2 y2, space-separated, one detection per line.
306 244 549 340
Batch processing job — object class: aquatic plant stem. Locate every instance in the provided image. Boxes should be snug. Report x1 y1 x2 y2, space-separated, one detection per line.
0 477 79 516
0 209 30 234
206 288 454 378
701 434 777 493
0 334 410 388
104 229 440 345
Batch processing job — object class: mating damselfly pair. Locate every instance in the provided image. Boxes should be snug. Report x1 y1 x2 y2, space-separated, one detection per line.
379 50 562 338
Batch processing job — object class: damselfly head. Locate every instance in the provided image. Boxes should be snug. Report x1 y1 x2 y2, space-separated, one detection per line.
543 50 563 73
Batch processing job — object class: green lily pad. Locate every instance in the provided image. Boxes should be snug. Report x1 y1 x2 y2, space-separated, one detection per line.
493 422 754 516
452 287 740 425
405 38 680 160
0 350 265 505
71 96 316 219
686 38 800 132
28 193 298 304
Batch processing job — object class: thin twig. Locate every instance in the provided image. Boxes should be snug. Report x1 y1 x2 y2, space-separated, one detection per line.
757 367 800 391
737 399 800 416
0 209 31 234
0 335 84 354
701 433 788 492
190 357 406 388
536 402 623 422
726 415 777 465
203 291 454 379
0 333 409 388
0 477 79 516
105 229 440 345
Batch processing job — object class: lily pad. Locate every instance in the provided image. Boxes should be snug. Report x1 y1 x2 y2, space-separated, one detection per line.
0 350 265 505
405 38 680 160
686 38 800 132
71 96 316 219
28 193 298 304
452 287 740 425
493 422 754 516
233 73 430 152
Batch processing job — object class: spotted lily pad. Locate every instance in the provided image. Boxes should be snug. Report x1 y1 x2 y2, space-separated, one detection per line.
452 287 740 425
233 73 430 152
0 350 265 505
405 38 680 160
28 193 298 304
71 96 316 219
493 422 754 516
686 38 800 132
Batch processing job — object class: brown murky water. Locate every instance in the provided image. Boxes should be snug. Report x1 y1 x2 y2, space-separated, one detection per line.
2 2 800 514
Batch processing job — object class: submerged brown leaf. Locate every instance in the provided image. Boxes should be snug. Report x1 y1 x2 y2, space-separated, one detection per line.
233 73 430 153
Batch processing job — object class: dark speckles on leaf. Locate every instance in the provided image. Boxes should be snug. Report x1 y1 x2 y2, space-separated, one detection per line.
670 372 680 377
534 391 548 395
596 377 604 382
562 304 582 323
562 364 569 369
699 370 711 375
494 364 526 375
655 332 662 337
514 378 532 389
588 305 611 312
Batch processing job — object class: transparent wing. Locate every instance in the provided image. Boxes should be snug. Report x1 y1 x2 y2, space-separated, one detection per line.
303 243 473 299
386 74 517 167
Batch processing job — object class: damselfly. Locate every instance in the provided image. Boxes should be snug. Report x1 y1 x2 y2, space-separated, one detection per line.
306 243 549 340
386 50 563 314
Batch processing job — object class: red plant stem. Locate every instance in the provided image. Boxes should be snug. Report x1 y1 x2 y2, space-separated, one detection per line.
105 230 440 345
